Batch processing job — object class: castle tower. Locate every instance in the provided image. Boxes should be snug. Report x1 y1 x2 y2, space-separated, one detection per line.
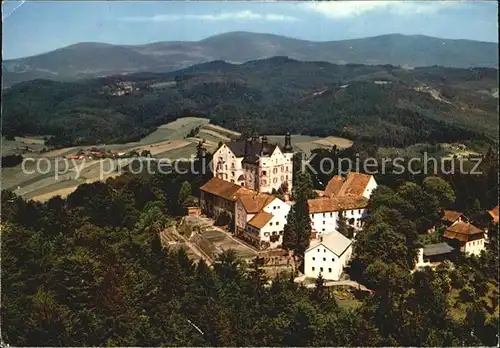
283 131 293 153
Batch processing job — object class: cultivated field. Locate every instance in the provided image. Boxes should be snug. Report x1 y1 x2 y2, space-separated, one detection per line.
2 117 350 201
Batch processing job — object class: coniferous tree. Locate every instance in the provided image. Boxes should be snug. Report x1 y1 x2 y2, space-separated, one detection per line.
283 206 298 251
294 170 313 255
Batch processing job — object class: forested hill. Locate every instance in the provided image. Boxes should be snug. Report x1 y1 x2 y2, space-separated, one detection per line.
3 32 498 86
2 58 498 148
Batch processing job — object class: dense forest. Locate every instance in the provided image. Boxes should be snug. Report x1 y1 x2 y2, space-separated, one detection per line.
2 59 498 148
2 151 498 346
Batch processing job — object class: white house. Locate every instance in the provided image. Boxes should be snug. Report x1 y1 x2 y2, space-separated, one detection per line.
237 195 291 250
443 221 486 256
308 196 369 236
308 172 377 236
304 232 353 281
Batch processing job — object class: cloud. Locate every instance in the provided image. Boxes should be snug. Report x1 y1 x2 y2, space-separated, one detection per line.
121 10 298 22
300 1 454 19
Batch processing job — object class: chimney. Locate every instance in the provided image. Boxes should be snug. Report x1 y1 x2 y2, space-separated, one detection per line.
284 131 293 152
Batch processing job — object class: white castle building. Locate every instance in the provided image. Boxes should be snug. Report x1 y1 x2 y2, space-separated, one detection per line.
212 132 294 193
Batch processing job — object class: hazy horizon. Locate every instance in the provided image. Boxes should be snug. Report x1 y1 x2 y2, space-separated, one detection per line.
2 1 498 60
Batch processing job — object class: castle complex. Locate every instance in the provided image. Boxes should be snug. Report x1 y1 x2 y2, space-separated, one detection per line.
212 132 294 194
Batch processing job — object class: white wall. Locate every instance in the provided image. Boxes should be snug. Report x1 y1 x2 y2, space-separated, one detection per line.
258 147 293 193
310 211 339 235
464 238 485 256
213 145 245 185
310 208 367 236
304 244 352 281
263 198 291 221
362 176 378 199
246 214 285 249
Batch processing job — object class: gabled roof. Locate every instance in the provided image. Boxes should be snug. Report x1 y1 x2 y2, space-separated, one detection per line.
444 221 483 242
306 231 352 257
248 211 273 229
488 205 499 224
423 242 455 257
200 177 252 201
441 210 465 223
308 195 369 214
324 175 345 197
337 172 373 197
238 193 275 214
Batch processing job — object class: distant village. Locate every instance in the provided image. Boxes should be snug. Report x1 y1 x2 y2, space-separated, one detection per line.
195 133 499 282
64 148 151 160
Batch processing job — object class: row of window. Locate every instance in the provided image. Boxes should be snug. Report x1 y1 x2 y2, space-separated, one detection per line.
261 176 289 185
269 221 280 226
311 267 332 273
314 218 361 226
311 209 363 219
263 231 283 237
312 257 335 262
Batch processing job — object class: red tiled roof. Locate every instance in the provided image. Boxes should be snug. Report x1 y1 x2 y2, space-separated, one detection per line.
248 211 273 229
324 175 345 197
337 172 373 197
238 193 275 213
444 221 483 243
308 195 369 214
200 177 252 201
441 210 464 223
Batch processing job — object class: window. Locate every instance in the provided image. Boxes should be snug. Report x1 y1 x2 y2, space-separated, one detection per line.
323 249 326 253
263 170 267 176
323 213 326 217
270 222 273 226
317 249 320 252
320 267 324 272
322 228 325 232
276 222 279 226
330 213 333 217
328 268 332 273
312 267 315 271
312 257 315 261
225 165 228 170
332 258 335 262
323 220 325 224
323 258 326 261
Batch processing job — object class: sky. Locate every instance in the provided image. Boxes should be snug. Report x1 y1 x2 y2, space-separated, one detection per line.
2 1 498 59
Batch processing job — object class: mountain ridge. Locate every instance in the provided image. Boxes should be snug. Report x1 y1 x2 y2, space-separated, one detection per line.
3 32 498 87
